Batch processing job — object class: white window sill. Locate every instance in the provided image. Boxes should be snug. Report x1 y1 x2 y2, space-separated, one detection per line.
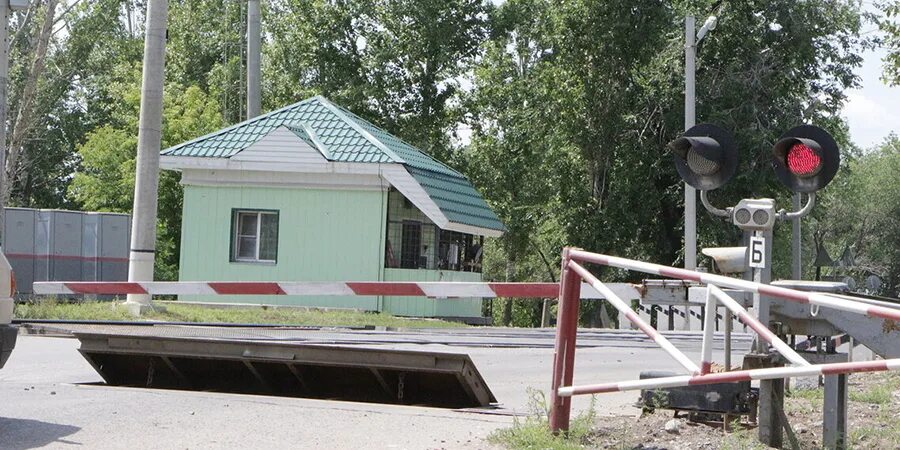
230 260 277 266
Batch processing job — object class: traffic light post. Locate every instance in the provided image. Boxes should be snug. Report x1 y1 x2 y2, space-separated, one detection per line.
670 123 841 448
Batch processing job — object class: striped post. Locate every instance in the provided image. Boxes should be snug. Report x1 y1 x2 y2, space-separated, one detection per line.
549 248 581 433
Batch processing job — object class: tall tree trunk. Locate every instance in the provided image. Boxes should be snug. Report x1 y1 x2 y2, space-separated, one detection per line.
501 255 515 326
4 0 58 204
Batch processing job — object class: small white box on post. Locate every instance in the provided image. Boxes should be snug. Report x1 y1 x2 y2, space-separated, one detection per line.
8 0 30 11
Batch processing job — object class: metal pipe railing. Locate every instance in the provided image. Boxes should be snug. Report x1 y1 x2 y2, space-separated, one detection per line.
708 284 810 367
568 249 900 322
558 359 900 397
549 248 900 434
569 261 701 374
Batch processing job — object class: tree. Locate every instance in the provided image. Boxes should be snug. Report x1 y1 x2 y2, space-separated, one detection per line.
4 0 138 208
812 135 900 296
264 0 489 161
70 68 222 280
879 0 900 85
462 0 567 326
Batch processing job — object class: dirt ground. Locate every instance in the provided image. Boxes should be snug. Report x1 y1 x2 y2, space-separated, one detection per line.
582 371 900 450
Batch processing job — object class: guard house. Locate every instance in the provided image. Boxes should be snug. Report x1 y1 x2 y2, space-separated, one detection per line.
161 96 505 321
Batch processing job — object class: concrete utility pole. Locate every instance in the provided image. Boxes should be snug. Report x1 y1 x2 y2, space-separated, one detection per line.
125 0 168 315
247 0 261 118
683 15 697 271
792 193 802 279
0 0 30 246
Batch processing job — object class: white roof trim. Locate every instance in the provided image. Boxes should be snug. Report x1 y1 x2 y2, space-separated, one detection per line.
442 221 504 238
380 165 503 238
298 123 332 159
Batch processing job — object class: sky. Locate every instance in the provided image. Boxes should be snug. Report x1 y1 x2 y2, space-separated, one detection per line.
843 25 900 150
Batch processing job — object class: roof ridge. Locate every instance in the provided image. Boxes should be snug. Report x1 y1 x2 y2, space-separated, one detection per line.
315 97 406 164
161 96 321 156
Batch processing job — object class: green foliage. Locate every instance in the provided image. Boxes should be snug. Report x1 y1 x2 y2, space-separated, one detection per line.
812 135 900 296
879 1 900 85
69 65 223 280
264 0 489 161
464 0 870 326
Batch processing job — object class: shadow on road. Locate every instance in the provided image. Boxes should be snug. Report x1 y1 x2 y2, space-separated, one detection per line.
0 417 81 449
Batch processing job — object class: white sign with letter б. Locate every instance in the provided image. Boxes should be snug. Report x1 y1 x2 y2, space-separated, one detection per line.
749 236 766 269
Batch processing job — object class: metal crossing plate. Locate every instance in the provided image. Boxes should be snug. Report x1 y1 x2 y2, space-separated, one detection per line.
73 329 497 408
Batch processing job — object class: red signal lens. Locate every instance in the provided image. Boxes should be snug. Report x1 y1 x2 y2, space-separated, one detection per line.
786 143 821 177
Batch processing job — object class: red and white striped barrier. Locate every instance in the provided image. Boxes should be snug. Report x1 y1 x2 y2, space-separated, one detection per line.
558 359 900 396
569 261 701 374
548 248 900 433
32 280 641 300
568 249 900 322
707 284 809 367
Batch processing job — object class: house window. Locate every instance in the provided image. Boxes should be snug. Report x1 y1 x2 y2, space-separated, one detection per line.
400 221 422 269
231 210 279 263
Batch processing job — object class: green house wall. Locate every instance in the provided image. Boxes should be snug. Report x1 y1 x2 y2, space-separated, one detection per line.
178 184 386 309
178 184 484 317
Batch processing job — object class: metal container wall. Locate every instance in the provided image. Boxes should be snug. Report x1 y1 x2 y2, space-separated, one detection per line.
2 208 130 295
82 213 100 281
3 208 36 293
33 210 52 287
99 214 130 281
52 211 83 281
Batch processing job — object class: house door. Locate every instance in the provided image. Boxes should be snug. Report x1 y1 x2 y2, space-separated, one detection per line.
400 221 422 269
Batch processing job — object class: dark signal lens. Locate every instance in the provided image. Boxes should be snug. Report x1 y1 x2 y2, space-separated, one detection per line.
786 143 821 177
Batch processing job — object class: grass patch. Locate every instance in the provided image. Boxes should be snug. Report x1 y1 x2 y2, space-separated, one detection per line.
788 387 824 401
720 428 769 450
13 299 467 328
488 389 613 450
849 383 892 405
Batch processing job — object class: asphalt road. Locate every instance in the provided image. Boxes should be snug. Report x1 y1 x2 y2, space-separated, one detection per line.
0 327 751 449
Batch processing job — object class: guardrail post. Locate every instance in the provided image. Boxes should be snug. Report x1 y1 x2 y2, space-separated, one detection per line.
549 247 582 433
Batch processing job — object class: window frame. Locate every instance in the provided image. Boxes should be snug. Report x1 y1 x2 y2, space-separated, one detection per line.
230 208 279 264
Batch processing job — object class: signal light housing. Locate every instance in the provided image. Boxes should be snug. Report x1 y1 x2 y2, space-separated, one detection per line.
669 124 737 191
772 125 840 193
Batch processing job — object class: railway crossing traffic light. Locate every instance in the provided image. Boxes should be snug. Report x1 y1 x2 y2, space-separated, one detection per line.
669 123 737 191
771 125 840 193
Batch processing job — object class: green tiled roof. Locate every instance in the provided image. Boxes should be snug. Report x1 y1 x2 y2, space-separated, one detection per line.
162 96 505 233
